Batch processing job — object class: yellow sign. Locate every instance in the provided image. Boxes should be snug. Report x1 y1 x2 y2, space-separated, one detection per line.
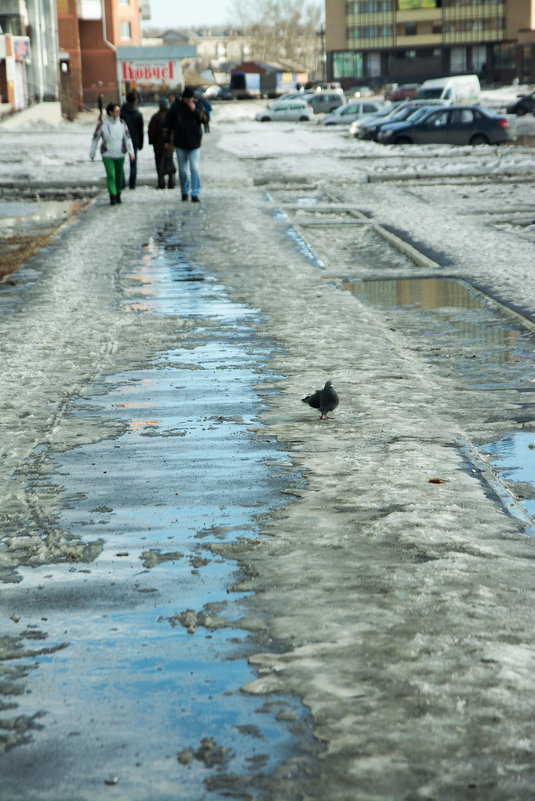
398 0 436 9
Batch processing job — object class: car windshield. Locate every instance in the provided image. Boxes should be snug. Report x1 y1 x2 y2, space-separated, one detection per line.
406 106 433 121
418 88 443 99
389 105 421 121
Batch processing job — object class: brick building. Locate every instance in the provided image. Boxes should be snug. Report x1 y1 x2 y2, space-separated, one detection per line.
57 0 143 110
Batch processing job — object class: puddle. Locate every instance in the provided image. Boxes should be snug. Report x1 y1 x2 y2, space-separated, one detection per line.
294 197 321 206
285 225 325 269
345 276 535 390
346 275 535 533
0 199 83 231
1 214 317 799
480 432 535 522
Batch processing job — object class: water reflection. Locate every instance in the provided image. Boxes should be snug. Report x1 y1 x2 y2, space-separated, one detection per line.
481 432 535 518
345 277 535 385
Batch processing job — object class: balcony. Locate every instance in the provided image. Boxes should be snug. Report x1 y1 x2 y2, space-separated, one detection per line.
396 33 443 47
76 0 102 21
397 8 442 23
443 3 504 20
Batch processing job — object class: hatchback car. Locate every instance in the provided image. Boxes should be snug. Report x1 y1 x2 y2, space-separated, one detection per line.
377 105 515 145
306 93 347 114
255 99 313 122
506 90 535 116
322 100 386 126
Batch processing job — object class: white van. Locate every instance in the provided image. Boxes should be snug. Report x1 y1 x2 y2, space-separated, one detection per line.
417 74 480 105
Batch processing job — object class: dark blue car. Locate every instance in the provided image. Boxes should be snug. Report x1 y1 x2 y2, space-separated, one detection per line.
377 105 515 146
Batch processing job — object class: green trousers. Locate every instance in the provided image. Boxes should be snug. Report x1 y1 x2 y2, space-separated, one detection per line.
102 157 125 197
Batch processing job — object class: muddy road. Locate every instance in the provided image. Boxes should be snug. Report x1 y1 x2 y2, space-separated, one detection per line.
1 102 535 800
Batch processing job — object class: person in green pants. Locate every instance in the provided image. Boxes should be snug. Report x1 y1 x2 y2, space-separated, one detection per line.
90 102 135 205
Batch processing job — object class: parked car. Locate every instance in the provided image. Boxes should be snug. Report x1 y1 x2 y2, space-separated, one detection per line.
267 90 312 108
506 90 535 116
389 83 420 102
306 81 344 95
322 100 387 125
352 100 445 140
382 82 399 100
348 105 399 138
209 85 233 101
377 105 515 146
255 99 313 122
306 92 347 114
345 85 375 98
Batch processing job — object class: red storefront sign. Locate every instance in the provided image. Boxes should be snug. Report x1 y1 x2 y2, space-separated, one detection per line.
121 60 177 84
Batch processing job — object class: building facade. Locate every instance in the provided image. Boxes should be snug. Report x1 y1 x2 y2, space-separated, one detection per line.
325 0 535 86
0 0 60 108
57 0 144 110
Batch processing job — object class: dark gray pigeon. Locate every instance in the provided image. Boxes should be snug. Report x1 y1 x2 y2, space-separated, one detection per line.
302 380 339 420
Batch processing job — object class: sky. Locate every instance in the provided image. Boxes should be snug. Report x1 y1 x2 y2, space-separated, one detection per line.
144 0 233 29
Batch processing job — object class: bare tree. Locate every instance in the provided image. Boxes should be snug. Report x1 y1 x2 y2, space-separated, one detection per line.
230 0 322 68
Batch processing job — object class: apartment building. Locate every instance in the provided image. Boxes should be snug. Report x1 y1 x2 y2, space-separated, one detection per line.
57 0 143 110
325 0 535 86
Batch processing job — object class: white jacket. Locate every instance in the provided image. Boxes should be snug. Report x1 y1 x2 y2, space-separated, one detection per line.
90 116 134 160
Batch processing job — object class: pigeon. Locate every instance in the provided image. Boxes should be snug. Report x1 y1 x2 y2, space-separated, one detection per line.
302 380 339 420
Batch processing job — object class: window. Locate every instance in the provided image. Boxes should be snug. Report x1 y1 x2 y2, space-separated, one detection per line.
333 51 364 79
120 21 131 38
119 0 129 4
451 108 473 124
493 43 515 70
426 109 449 127
405 22 417 36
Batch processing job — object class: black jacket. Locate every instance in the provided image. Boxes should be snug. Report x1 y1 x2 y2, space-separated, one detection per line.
148 108 168 156
120 102 144 150
163 99 208 151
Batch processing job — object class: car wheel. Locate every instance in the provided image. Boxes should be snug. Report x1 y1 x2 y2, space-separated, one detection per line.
516 106 527 116
299 115 309 121
470 134 489 146
259 116 271 122
394 136 412 145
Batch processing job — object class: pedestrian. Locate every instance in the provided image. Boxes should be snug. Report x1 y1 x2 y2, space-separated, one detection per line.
90 102 134 206
196 91 212 133
148 96 176 189
120 90 144 189
163 86 209 203
97 93 103 120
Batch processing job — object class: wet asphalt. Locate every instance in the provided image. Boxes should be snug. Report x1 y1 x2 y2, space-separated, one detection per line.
0 211 317 800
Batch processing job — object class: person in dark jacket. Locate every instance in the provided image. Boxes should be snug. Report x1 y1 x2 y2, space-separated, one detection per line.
148 96 176 189
163 86 208 203
120 90 144 189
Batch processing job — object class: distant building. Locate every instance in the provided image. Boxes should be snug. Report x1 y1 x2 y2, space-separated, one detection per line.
157 26 323 83
325 0 535 86
0 0 60 110
230 60 309 98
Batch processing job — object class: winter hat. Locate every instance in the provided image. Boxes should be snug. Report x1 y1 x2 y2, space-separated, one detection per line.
182 87 194 99
158 96 169 108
